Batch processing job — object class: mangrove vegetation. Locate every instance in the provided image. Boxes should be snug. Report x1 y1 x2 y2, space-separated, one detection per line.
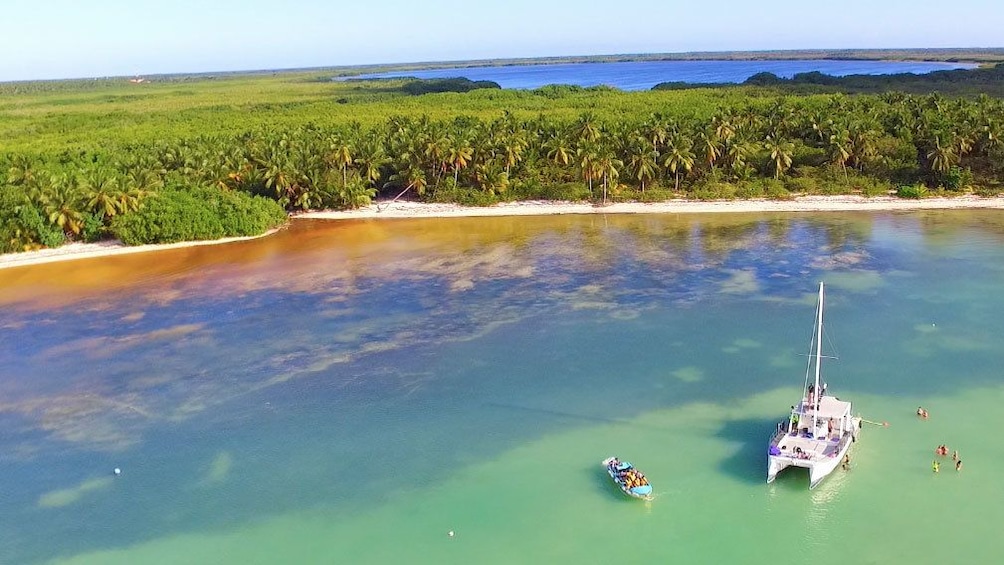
3 70 1004 253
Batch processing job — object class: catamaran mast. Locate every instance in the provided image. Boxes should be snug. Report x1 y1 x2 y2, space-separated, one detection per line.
812 282 824 433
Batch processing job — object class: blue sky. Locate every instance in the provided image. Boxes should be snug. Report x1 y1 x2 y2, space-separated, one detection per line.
1 0 1000 82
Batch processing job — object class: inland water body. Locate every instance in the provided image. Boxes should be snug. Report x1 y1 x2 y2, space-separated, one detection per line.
2 211 1004 564
350 59 975 90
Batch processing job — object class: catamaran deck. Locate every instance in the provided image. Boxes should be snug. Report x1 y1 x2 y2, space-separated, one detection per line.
774 434 842 459
771 394 855 461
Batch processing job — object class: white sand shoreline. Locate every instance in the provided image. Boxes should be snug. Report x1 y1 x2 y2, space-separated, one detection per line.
3 195 1003 270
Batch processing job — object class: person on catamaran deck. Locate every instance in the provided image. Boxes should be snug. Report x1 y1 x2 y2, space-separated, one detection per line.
789 407 799 435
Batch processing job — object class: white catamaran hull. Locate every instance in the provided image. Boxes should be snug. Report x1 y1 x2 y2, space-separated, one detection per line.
766 417 859 489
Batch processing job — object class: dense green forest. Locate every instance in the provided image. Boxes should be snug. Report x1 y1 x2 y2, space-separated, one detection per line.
656 63 1004 97
2 67 1004 253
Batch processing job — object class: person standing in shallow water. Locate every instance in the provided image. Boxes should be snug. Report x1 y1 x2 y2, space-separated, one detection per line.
956 460 963 472
932 460 940 473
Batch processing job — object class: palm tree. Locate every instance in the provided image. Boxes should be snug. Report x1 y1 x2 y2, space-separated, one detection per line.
847 124 879 171
625 139 659 192
828 130 852 179
576 143 600 197
662 136 696 191
765 137 795 179
574 113 601 144
448 140 474 185
423 133 450 185
725 140 754 180
80 167 123 221
6 155 39 189
643 115 670 152
385 165 428 208
329 138 354 186
544 134 573 167
500 134 525 176
474 163 509 195
926 136 958 176
696 131 723 172
594 148 623 205
712 115 737 150
354 139 389 188
39 174 85 236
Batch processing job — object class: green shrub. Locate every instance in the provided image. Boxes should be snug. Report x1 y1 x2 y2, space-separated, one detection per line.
764 181 793 200
0 185 66 252
689 181 736 200
79 212 105 243
624 187 676 203
784 175 819 195
855 177 895 197
400 78 501 95
940 166 972 191
454 189 501 207
212 189 288 236
111 185 286 245
509 180 592 202
735 178 786 199
896 184 928 199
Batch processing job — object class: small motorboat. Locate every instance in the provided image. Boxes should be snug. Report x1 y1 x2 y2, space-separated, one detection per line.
602 456 653 499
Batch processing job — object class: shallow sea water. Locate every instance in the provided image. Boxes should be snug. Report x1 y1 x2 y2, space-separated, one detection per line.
2 211 1003 564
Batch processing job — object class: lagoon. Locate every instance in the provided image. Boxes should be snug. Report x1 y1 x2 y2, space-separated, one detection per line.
351 59 976 91
2 211 1004 564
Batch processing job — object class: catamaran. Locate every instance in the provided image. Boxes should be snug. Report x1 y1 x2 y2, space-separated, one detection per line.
766 282 861 489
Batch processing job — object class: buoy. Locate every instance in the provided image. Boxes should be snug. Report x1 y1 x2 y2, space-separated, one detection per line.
113 468 121 475
448 530 455 537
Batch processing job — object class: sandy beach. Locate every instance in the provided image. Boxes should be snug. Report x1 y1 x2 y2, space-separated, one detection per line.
3 195 1003 270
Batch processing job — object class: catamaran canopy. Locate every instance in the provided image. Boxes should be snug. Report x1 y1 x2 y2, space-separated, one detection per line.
808 395 852 420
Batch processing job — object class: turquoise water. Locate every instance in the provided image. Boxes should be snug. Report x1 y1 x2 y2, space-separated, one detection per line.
350 59 975 90
2 211 1004 564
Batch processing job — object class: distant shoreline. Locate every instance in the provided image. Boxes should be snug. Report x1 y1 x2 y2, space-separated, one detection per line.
3 196 1004 271
332 48 1003 77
